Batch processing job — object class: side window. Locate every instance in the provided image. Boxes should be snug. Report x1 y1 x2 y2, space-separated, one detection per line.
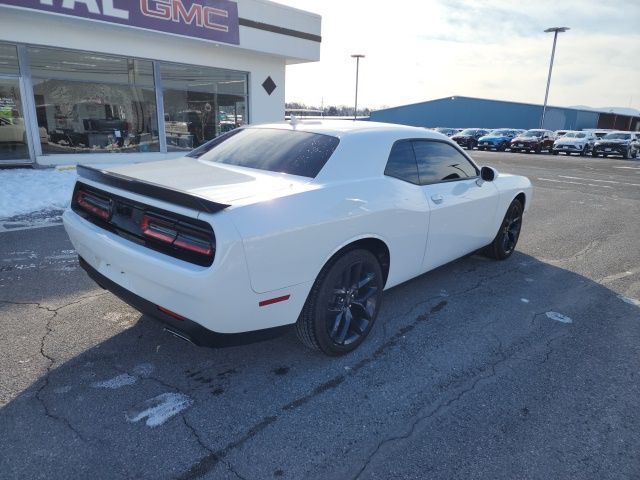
384 141 420 184
412 141 478 185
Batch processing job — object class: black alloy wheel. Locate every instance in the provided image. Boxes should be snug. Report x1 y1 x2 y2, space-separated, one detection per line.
484 199 523 260
326 261 378 346
296 249 383 355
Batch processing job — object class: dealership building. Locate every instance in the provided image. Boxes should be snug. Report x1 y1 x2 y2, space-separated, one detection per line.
0 0 320 166
370 96 640 132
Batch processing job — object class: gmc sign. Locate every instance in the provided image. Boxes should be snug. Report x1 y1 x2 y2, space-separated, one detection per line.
0 0 240 45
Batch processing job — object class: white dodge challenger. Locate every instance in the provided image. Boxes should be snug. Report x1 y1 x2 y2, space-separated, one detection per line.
63 120 532 355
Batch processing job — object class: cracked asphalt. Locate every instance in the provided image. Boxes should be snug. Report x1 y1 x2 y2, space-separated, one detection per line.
1 151 639 479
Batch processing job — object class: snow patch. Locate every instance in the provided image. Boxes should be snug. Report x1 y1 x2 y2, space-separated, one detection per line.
617 295 640 307
545 311 573 324
520 298 530 303
125 392 192 427
92 373 137 389
0 168 77 219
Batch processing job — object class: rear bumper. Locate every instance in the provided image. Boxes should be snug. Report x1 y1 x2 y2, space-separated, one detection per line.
79 257 290 347
63 208 310 335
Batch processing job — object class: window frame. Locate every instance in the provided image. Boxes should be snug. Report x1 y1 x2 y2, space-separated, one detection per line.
384 138 480 186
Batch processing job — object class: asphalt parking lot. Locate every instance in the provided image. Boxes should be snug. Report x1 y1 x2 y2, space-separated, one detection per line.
1 151 639 479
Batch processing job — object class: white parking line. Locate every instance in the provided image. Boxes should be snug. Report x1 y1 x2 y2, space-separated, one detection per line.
557 175 640 187
536 178 613 188
613 166 640 170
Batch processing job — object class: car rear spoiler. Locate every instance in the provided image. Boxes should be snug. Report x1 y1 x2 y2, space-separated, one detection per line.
76 164 230 214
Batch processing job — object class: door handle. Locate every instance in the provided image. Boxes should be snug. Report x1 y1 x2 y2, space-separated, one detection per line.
431 194 444 204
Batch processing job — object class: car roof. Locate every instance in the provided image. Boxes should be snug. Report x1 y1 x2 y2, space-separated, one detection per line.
248 120 445 139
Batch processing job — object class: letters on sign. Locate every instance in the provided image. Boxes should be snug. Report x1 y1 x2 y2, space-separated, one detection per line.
0 0 240 45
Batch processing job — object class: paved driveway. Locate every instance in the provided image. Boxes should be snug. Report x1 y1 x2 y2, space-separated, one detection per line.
1 152 639 479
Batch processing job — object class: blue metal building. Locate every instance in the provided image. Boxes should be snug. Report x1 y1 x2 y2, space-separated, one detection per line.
369 96 640 131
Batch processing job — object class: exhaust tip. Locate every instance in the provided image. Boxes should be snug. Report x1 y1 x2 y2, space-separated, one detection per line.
163 327 196 345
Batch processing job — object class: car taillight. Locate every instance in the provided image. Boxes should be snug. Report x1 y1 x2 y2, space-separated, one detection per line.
140 215 177 243
75 190 112 220
141 214 213 258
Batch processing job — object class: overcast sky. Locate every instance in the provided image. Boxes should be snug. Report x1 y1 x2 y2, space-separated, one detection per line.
274 0 640 111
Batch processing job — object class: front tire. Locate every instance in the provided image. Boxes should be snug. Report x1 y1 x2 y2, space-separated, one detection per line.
484 199 523 260
295 249 383 356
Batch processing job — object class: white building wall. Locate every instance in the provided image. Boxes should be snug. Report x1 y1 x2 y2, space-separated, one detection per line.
0 1 319 166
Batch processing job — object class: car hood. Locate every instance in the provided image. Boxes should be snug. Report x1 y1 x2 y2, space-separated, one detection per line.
555 138 587 145
513 136 541 141
596 139 629 145
479 135 508 141
100 157 315 207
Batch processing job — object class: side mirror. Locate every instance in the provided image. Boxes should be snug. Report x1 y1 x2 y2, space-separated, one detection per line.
477 166 496 186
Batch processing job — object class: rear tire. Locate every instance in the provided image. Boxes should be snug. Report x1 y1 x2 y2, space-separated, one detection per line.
483 199 523 260
295 249 383 356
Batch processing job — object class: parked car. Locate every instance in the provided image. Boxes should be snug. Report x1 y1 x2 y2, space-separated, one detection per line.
433 127 458 137
477 129 519 151
592 131 639 159
510 129 555 153
63 120 532 356
554 130 569 138
451 128 490 149
552 130 597 156
583 129 615 139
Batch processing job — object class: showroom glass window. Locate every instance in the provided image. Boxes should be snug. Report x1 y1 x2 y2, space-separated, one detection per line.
28 47 159 154
412 141 478 184
160 62 247 152
0 42 29 161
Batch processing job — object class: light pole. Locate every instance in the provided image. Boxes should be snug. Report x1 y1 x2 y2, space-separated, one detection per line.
540 27 569 129
351 54 365 120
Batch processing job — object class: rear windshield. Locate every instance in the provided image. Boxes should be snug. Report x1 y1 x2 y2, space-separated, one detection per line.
192 128 340 178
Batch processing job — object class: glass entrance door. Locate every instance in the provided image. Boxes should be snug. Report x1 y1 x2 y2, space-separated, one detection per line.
0 77 30 163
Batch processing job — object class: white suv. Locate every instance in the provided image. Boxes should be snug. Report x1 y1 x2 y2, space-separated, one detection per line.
552 130 597 156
